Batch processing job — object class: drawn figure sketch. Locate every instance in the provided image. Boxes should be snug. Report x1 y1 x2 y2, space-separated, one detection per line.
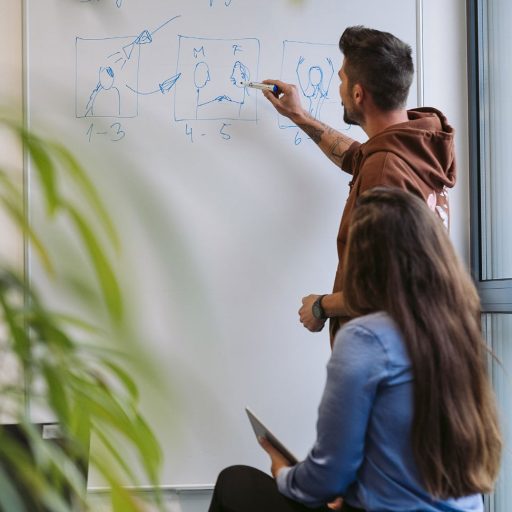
279 40 343 129
85 66 121 117
174 36 260 122
228 60 250 116
194 61 215 118
296 56 334 120
76 36 141 118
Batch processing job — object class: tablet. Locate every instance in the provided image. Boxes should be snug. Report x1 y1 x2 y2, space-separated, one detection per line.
245 407 298 464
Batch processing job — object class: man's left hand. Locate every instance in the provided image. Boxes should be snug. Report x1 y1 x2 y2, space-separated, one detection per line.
299 294 326 332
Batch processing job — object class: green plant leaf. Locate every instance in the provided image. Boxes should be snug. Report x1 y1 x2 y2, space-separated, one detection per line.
103 360 139 401
51 312 106 336
0 116 165 510
0 192 53 274
51 142 120 251
31 314 75 353
0 294 30 362
24 424 88 506
64 202 123 323
91 455 152 512
72 379 135 439
132 414 163 485
42 363 71 423
92 428 138 483
111 482 146 512
0 465 27 512
22 132 59 215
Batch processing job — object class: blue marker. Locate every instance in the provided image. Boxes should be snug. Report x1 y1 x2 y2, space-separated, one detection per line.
240 81 279 94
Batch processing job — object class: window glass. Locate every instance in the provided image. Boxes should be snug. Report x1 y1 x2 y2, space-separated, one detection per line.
482 314 512 511
480 1 512 280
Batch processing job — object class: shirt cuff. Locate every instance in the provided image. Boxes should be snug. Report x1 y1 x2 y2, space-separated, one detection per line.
275 465 294 498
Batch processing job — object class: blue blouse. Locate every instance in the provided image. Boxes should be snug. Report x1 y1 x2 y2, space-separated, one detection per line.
276 312 483 512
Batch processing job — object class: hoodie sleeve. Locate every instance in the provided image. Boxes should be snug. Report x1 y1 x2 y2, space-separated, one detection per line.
339 141 362 175
275 323 389 507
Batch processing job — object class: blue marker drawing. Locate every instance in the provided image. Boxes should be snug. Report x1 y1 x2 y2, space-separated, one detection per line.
209 0 233 6
194 47 206 58
194 61 220 118
80 0 123 8
76 35 141 118
76 15 181 118
85 65 121 117
191 61 248 118
226 61 251 116
126 73 181 96
220 122 232 140
279 41 343 130
296 56 334 120
174 36 260 122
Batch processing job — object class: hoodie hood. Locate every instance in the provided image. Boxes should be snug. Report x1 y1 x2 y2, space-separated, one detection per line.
359 107 456 189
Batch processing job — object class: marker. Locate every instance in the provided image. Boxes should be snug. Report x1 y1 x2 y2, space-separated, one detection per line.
239 81 279 94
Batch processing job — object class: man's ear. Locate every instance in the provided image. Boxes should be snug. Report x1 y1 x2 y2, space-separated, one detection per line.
352 83 364 105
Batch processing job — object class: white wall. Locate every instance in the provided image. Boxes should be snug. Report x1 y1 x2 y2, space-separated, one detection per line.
0 0 23 268
422 0 469 263
0 0 469 509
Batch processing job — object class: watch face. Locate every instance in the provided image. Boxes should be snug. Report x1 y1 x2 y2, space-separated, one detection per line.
312 300 324 320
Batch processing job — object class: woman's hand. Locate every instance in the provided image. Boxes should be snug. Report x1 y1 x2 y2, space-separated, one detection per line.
327 497 344 510
260 437 343 509
258 436 293 478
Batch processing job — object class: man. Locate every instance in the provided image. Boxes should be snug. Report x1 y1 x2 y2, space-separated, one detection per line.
263 26 456 345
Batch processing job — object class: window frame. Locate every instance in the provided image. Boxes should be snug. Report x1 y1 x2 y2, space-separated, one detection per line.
467 0 512 313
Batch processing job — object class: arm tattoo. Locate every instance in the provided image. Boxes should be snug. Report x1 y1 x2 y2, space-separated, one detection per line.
297 123 324 144
328 138 347 160
297 116 350 165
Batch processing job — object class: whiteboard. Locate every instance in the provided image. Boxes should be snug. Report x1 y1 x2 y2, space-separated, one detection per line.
24 0 419 488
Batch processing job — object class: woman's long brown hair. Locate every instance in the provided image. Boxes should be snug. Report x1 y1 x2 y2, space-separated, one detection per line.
342 187 502 498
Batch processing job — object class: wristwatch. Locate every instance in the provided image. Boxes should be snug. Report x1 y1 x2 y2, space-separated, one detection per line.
312 294 327 321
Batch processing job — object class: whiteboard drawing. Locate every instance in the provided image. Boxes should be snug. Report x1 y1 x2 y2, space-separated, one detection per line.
76 35 141 118
279 40 342 129
209 0 233 6
76 17 182 118
84 65 121 117
296 56 335 120
174 36 260 122
79 0 123 9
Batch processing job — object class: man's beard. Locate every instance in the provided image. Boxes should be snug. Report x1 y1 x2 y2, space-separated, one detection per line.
343 106 361 126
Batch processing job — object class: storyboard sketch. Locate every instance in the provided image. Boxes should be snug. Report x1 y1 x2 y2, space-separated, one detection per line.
279 40 344 131
76 16 182 119
174 36 260 122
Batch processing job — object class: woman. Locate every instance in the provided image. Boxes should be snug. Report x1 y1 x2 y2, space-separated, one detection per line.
209 188 502 512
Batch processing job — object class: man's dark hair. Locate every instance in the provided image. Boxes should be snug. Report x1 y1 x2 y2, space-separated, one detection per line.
339 26 414 111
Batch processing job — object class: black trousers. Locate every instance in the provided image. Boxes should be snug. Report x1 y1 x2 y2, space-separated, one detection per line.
208 465 364 512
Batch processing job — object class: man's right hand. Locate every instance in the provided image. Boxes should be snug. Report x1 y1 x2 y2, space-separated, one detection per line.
262 80 353 169
262 79 306 124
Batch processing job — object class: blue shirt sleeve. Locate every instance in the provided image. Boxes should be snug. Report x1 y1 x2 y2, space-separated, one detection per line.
276 322 390 506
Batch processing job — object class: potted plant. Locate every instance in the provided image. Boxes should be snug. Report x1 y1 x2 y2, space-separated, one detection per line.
0 114 164 512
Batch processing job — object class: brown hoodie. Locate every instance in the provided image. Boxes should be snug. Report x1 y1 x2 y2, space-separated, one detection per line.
329 107 456 341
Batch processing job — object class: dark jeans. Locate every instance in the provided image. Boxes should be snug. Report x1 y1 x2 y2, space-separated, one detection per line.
208 465 364 512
